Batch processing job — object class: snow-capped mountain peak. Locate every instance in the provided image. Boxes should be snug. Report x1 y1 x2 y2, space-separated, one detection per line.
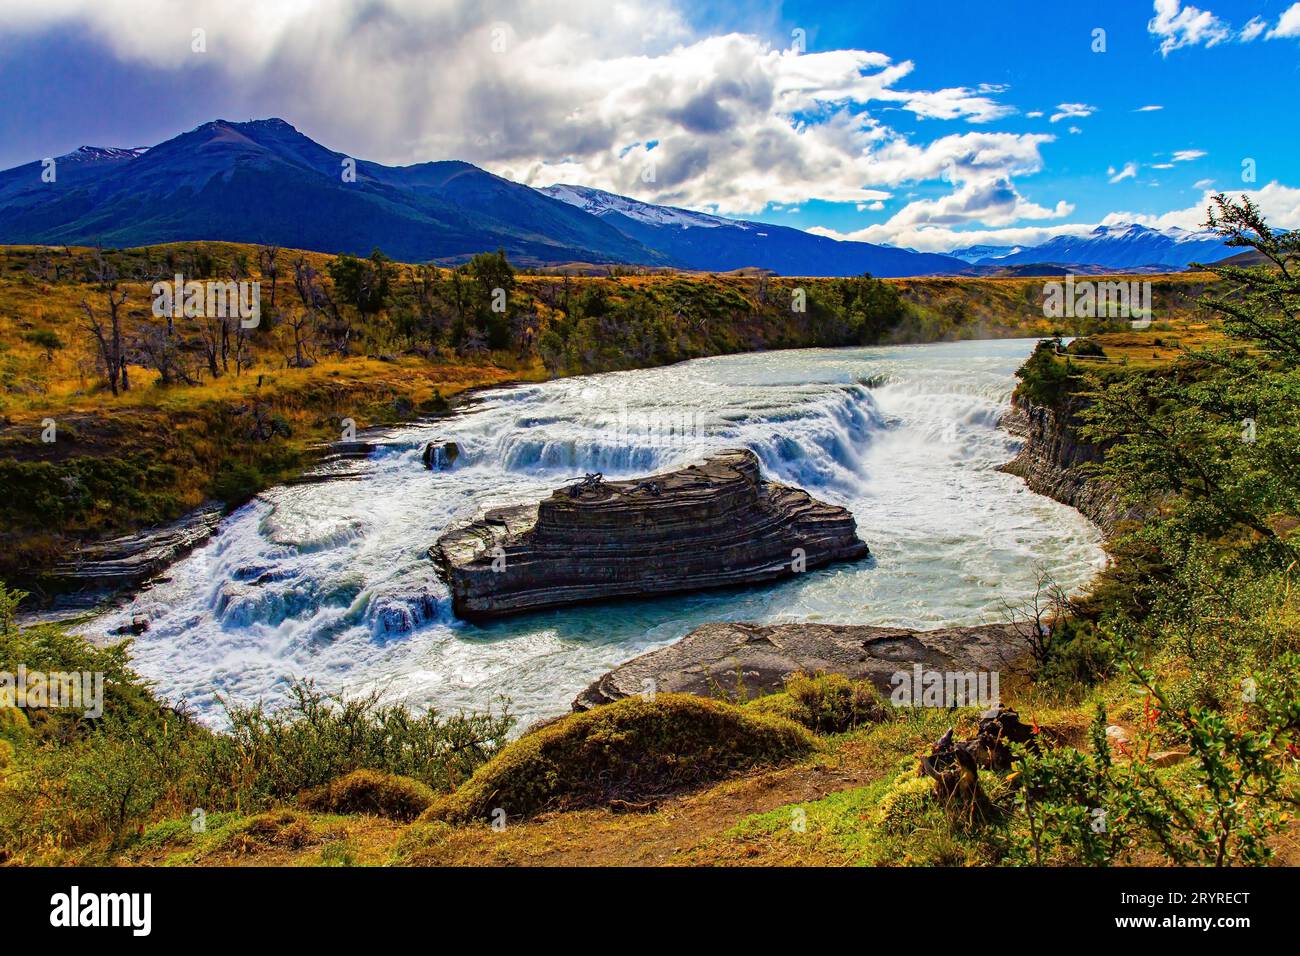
540 184 743 230
59 146 149 163
972 221 1230 269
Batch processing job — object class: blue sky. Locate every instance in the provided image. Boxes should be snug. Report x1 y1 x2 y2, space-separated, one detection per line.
691 0 1300 240
0 0 1297 251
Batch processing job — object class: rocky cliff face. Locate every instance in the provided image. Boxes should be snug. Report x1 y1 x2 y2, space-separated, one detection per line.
431 449 869 619
998 393 1129 534
574 621 1025 710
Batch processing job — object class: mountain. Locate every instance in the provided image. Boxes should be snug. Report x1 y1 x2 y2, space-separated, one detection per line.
1 118 1230 276
947 244 1020 264
0 119 668 266
0 118 967 275
538 184 967 277
988 223 1231 270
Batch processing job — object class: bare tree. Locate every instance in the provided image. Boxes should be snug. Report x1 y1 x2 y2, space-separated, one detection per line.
79 247 130 395
289 255 348 356
512 309 539 359
458 325 488 359
1000 569 1075 671
197 307 224 380
277 306 315 368
136 324 197 386
257 242 281 309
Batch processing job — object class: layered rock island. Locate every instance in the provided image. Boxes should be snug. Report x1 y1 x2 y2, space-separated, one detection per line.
430 449 869 619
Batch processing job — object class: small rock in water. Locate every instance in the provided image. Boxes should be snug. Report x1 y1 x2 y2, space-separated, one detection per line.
422 441 460 470
110 616 150 636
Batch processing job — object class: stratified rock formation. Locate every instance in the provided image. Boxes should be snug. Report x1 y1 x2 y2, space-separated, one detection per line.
998 395 1132 534
573 620 1025 710
431 449 869 620
49 502 225 591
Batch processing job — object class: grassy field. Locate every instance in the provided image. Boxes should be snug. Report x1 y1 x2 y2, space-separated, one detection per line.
81 680 1298 868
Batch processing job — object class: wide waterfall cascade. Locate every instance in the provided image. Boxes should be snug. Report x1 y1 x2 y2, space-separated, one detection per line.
85 339 1105 727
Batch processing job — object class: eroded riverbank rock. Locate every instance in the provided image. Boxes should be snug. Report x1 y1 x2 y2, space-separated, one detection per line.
573 620 1026 710
49 502 225 592
998 394 1134 534
431 449 869 620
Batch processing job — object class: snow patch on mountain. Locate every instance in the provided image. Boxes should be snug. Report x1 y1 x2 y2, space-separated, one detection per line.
59 146 149 163
948 244 1020 263
540 184 746 230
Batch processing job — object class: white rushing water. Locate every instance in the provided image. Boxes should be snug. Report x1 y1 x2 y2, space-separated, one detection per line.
85 338 1105 726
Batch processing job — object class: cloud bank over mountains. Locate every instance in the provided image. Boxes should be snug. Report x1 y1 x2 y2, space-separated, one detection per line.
1 0 1297 254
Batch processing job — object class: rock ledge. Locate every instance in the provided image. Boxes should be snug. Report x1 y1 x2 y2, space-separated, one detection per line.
574 620 1027 710
431 449 869 619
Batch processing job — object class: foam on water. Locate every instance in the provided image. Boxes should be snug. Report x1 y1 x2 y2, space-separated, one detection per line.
84 339 1105 726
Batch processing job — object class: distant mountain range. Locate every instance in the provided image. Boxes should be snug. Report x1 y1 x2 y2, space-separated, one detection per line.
0 118 1237 275
950 223 1232 271
537 184 965 277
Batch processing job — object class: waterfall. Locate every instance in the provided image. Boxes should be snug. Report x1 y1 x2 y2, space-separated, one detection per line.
83 338 1105 728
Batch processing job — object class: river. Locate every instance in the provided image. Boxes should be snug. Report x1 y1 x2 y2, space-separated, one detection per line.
85 338 1105 726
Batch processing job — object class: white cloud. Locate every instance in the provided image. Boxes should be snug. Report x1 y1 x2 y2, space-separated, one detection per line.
6 0 1293 255
808 220 1096 254
1268 3 1300 38
1135 105 1164 112
1151 163 1175 169
1172 149 1206 162
1239 16 1268 41
815 182 1300 253
1148 0 1232 55
1108 162 1139 184
0 0 1051 217
1049 103 1094 123
876 176 1071 228
1104 181 1300 231
891 83 1015 123
1193 178 1215 189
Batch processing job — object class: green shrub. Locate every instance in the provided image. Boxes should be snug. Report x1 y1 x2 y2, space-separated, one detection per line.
1038 617 1114 688
876 774 933 834
210 461 264 506
219 810 320 855
746 672 890 734
1013 338 1083 409
299 769 435 821
1012 654 1300 867
207 682 514 810
0 582 511 860
1065 337 1105 357
424 693 817 823
0 705 29 748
